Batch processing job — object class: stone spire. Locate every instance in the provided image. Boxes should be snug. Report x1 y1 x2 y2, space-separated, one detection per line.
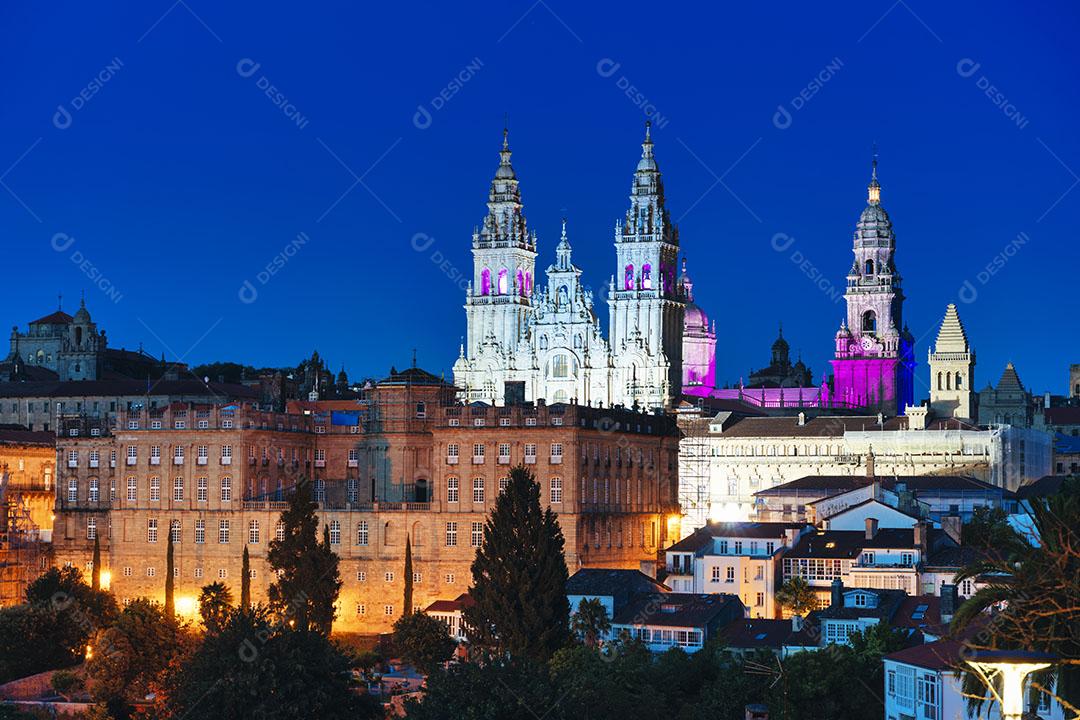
934 303 970 354
868 146 881 205
555 218 572 270
479 127 533 249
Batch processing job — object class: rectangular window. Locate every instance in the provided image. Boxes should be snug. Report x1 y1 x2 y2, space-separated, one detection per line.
147 518 158 543
726 566 735 583
710 566 721 582
197 445 208 459
127 477 137 502
384 572 394 583
473 443 485 459
67 478 78 502
499 476 509 493
150 477 160 502
329 520 341 545
173 476 184 502
550 477 563 503
550 443 563 458
447 477 459 503
86 517 97 540
524 443 537 458
356 521 369 546
471 521 483 547
357 571 366 582
170 520 181 543
446 522 457 547
197 477 208 502
472 477 485 504
219 520 230 544
195 520 205 544
194 567 203 579
445 573 455 584
357 604 366 616
218 568 227 579
221 476 231 502
447 443 459 458
88 478 99 502
249 520 260 544
384 605 394 616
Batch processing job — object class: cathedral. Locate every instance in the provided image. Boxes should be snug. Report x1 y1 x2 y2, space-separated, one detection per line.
453 124 703 410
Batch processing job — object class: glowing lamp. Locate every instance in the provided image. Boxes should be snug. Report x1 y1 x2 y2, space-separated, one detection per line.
99 570 111 590
174 596 198 617
965 650 1055 720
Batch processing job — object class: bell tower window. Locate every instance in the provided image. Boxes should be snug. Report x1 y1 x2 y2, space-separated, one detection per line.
480 268 491 296
864 259 874 275
862 310 876 333
624 264 634 290
497 269 508 295
642 263 652 289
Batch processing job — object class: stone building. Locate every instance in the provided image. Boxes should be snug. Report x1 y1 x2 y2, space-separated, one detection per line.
978 362 1036 427
52 367 681 633
0 429 56 606
927 304 975 421
679 259 717 393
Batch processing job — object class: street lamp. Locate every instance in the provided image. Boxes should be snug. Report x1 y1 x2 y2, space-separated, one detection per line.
965 650 1056 720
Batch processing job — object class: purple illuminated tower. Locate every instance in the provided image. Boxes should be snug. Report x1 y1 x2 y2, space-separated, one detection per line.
830 157 915 415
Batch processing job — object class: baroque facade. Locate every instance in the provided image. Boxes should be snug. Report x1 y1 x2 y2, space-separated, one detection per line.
453 125 692 410
51 367 681 632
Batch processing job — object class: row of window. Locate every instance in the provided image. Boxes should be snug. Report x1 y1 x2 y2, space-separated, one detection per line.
447 442 561 458
354 570 455 584
68 476 235 503
445 476 562 504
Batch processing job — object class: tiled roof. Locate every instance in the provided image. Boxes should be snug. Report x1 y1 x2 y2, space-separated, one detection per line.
759 474 1001 498
892 595 942 631
787 527 939 559
722 618 800 649
1046 407 1080 425
613 592 741 628
923 545 988 570
713 415 905 439
818 588 907 621
566 569 668 599
0 379 258 399
30 310 73 325
1016 475 1069 500
885 638 966 671
0 428 55 446
423 593 474 613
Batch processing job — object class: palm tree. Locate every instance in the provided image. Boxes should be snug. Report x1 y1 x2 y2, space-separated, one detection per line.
775 576 816 617
198 582 234 633
571 597 611 648
951 477 1080 716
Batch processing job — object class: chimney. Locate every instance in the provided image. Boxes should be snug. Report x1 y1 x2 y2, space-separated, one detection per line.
865 447 876 478
797 411 806 426
745 704 769 720
940 583 958 623
942 515 962 546
913 521 928 555
865 517 879 540
830 578 843 609
791 614 804 633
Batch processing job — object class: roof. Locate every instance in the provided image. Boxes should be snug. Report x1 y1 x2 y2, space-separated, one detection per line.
566 569 668 599
885 639 966 671
891 595 942 631
818 588 907 621
722 618 798 650
933 304 970 354
613 592 741 628
1045 406 1080 426
0 378 258 399
378 366 453 388
1016 475 1069 500
1053 432 1080 454
787 527 938 559
0 428 55 446
759 474 1003 498
423 593 474 614
923 545 988 570
711 415 905 439
994 363 1026 393
825 497 922 522
30 310 73 325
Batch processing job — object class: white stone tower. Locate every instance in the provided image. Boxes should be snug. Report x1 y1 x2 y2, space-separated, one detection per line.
929 303 975 420
454 129 538 402
607 122 685 410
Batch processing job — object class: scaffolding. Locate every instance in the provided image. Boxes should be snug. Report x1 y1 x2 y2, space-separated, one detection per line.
0 475 49 607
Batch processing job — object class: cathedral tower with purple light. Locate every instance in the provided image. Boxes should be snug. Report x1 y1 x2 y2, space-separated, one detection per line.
830 157 915 414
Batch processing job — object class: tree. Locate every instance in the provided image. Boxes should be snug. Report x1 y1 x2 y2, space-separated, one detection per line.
570 597 611 647
198 582 233 634
240 545 251 611
91 535 101 592
462 464 571 662
158 606 381 720
165 531 175 617
403 534 414 617
393 611 456 674
267 479 341 634
19 566 118 670
952 476 1080 715
775 576 817 617
404 659 563 720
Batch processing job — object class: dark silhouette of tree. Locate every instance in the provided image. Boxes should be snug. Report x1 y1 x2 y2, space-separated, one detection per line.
776 576 816 617
404 535 414 617
393 611 456 674
91 535 101 592
570 598 611 647
463 464 570 662
165 532 175 617
240 545 251 611
198 582 233 634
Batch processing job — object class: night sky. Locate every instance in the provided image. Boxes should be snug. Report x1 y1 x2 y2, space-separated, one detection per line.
2 1 1077 399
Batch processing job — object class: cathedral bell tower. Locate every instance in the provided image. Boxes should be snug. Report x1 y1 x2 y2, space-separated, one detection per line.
830 156 915 414
608 123 685 409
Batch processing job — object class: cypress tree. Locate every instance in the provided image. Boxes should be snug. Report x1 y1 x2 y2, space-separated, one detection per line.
309 524 342 635
403 535 413 616
462 464 570 662
241 545 251 611
165 530 175 617
268 479 324 632
91 534 101 592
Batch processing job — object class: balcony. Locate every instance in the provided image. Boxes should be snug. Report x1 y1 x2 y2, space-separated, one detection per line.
524 455 536 464
173 457 184 465
347 459 359 468
550 455 563 464
197 457 208 465
126 457 137 466
314 460 326 468
150 457 160 466
221 456 232 465
446 455 458 465
472 456 485 465
497 455 510 465
67 460 79 468
89 459 99 468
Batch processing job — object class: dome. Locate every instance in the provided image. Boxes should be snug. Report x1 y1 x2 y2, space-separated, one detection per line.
73 300 91 323
684 302 708 330
771 334 789 356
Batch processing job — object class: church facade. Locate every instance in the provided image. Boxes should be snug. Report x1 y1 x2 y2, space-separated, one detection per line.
453 125 696 410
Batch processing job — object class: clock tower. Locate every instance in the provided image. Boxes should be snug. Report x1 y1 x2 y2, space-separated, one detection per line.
830 157 915 414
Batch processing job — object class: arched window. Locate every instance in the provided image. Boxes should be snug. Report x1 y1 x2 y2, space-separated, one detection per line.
937 372 943 391
480 268 491 295
641 263 652 289
516 269 524 296
624 264 634 290
955 372 963 389
497 268 508 295
525 272 532 294
946 373 952 390
75 327 83 345
862 310 876 333
414 479 429 503
551 355 569 378
864 259 874 275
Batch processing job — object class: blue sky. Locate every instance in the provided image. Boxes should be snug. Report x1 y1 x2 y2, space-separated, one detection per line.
1 1 1077 398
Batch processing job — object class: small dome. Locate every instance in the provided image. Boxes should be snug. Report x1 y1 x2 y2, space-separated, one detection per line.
73 300 91 323
771 334 789 355
684 302 708 330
